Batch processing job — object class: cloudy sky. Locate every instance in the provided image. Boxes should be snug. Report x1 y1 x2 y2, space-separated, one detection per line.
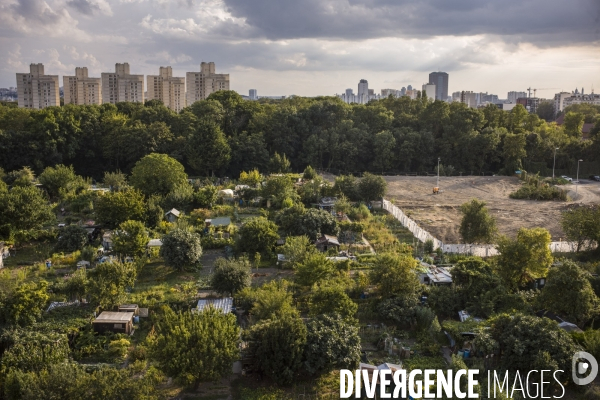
1 0 599 98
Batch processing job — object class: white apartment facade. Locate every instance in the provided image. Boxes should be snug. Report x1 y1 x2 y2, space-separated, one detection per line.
63 67 102 105
422 83 436 100
554 89 600 114
186 62 230 105
16 63 60 109
101 63 144 104
147 66 186 112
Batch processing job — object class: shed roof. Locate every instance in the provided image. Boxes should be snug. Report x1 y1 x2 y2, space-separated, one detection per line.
316 235 340 246
165 208 180 217
197 297 233 313
148 239 163 247
426 266 453 284
205 217 231 227
93 311 134 323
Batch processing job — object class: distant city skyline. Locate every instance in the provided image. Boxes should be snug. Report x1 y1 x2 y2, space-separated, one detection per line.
1 0 598 96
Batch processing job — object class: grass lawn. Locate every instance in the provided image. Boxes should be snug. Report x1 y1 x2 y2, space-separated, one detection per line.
3 241 54 267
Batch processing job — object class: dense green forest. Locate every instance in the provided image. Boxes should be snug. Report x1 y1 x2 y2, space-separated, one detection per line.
1 92 599 179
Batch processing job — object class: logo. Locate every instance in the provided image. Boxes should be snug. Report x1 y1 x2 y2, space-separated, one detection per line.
572 351 598 385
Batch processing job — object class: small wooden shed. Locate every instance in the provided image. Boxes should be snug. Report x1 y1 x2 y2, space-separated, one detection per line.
118 304 139 315
92 311 134 334
315 235 340 252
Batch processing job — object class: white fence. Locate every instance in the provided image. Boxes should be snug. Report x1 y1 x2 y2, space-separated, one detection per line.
382 199 581 256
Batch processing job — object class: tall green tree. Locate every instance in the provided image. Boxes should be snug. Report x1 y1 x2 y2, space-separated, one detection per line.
210 257 252 296
55 225 88 253
185 121 231 176
2 281 49 326
236 217 279 257
94 189 146 229
497 227 553 289
358 173 387 203
371 130 396 172
294 253 337 288
303 313 360 376
150 306 239 387
129 153 188 197
269 152 291 173
159 229 203 271
86 262 136 308
0 186 54 241
244 315 307 385
38 164 86 199
540 260 597 326
459 199 498 244
370 253 419 298
112 219 149 258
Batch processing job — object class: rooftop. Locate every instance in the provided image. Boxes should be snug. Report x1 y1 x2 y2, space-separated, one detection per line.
197 297 233 313
93 311 134 323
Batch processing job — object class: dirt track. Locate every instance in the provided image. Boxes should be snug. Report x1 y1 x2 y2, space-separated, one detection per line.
383 176 600 243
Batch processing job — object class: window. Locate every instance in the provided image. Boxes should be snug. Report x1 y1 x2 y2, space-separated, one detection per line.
114 323 123 329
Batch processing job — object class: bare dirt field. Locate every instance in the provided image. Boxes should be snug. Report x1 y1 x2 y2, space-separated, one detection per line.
383 176 600 243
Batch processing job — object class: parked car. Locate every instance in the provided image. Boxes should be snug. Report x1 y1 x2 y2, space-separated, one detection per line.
589 175 600 182
561 175 573 182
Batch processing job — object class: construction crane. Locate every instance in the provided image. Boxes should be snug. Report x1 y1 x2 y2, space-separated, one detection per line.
527 88 560 98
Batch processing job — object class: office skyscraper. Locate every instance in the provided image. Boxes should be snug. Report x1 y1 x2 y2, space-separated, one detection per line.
428 72 449 101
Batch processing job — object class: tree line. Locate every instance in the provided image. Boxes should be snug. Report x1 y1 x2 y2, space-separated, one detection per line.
1 92 599 180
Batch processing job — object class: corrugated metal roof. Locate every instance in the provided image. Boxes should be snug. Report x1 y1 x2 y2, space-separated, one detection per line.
206 217 231 227
197 297 233 313
148 239 163 247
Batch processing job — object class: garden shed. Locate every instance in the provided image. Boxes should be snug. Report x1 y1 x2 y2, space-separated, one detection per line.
92 311 134 334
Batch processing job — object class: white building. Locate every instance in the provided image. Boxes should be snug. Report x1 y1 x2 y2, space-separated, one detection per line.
186 62 230 105
422 83 436 100
147 66 185 112
16 63 60 109
64 67 102 105
555 88 600 114
460 91 477 108
507 91 527 104
101 63 144 104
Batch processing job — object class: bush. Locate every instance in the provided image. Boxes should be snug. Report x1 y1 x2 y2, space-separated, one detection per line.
510 172 568 201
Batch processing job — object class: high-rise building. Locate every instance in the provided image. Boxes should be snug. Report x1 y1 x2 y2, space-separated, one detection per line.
186 62 229 105
460 91 477 108
400 87 406 96
147 66 185 112
63 67 102 105
249 89 257 100
428 72 449 101
516 97 540 114
381 89 397 98
101 63 144 104
507 91 527 104
16 63 60 109
422 83 436 100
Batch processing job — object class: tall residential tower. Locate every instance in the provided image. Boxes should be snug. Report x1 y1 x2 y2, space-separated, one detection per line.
63 67 102 105
101 63 144 104
186 62 229 105
147 66 185 112
16 63 60 109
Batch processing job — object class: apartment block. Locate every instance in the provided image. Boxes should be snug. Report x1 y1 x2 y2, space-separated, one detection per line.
186 62 229 105
16 63 60 109
460 91 477 108
147 66 186 112
422 83 436 100
101 63 144 104
63 67 102 105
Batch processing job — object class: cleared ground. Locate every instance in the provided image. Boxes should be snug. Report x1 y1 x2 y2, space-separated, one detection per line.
383 175 600 243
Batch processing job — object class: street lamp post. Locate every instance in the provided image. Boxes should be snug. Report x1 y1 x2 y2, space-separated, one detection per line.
576 159 583 196
437 157 441 188
552 147 559 181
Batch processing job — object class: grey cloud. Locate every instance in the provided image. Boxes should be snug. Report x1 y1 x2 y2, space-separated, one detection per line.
10 0 59 24
221 0 600 45
66 0 100 15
